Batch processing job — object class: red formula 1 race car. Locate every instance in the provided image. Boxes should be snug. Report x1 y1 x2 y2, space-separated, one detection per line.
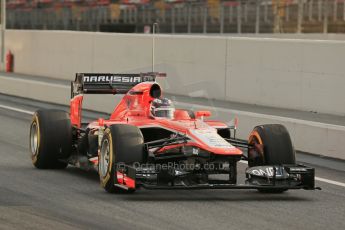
29 73 318 193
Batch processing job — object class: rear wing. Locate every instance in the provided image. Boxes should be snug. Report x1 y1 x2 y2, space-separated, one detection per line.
71 72 166 98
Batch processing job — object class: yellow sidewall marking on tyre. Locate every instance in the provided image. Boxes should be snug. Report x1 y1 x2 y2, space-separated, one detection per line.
31 114 41 164
100 128 114 187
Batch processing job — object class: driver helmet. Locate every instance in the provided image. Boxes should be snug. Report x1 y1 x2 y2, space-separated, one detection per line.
150 98 175 119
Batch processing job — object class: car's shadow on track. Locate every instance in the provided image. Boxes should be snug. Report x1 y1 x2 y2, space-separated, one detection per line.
119 190 314 202
63 166 100 181
63 166 314 202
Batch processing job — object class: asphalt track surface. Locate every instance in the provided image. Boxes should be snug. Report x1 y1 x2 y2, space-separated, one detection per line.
0 95 345 230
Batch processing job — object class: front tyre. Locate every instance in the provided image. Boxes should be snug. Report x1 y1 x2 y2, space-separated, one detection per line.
30 110 72 169
99 124 146 193
248 124 296 193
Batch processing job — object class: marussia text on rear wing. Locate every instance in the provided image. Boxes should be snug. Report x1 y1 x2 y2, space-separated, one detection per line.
71 72 166 98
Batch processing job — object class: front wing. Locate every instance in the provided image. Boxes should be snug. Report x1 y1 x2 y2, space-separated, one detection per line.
113 164 320 191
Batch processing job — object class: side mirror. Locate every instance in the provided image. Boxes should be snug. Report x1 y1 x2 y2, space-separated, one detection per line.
195 110 211 120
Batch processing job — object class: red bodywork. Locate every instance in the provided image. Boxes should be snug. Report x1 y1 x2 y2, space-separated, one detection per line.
66 74 317 192
70 82 242 158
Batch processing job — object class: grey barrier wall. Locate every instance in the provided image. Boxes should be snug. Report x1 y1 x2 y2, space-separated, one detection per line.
225 37 345 116
5 30 345 116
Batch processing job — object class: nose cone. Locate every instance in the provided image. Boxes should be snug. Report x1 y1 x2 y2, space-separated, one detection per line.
189 127 243 156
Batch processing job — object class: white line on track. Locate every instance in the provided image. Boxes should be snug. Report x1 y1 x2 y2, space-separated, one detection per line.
0 104 34 115
315 177 345 188
1 103 345 189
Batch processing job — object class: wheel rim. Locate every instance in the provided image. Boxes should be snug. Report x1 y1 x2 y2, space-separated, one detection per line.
30 122 39 156
100 139 110 178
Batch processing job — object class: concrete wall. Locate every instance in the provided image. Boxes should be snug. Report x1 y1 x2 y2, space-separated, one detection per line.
2 30 345 159
5 30 345 116
5 30 153 79
226 38 345 116
225 33 345 40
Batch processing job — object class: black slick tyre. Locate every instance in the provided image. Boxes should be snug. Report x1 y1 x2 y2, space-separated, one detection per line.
98 124 146 193
248 124 296 193
30 110 72 169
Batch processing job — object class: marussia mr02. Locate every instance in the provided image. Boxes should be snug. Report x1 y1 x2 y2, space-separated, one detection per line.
29 72 318 194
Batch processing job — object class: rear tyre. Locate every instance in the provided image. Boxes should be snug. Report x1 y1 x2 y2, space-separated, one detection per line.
248 124 296 193
30 110 72 169
99 124 146 193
